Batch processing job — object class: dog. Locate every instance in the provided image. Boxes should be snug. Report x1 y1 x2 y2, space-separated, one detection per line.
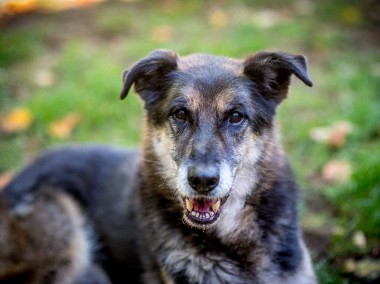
0 49 316 284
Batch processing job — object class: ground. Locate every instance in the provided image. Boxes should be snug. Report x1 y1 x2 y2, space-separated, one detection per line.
0 0 379 283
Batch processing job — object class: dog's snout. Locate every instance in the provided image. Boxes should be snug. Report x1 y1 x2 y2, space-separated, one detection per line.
187 165 219 193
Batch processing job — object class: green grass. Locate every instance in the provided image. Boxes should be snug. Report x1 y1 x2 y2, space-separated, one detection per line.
0 0 379 282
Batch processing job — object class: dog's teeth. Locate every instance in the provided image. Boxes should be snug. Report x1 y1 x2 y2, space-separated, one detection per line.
196 212 200 218
186 199 194 212
205 213 210 219
210 211 214 217
191 211 197 216
211 200 221 213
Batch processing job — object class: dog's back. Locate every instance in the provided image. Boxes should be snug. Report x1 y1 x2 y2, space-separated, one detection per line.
0 146 142 284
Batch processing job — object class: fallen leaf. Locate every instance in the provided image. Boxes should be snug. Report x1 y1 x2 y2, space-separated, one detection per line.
0 171 13 191
160 0 181 14
344 258 356 273
150 25 174 43
344 258 380 281
340 6 362 25
40 0 105 12
48 113 81 139
309 121 353 148
4 0 37 14
352 230 367 249
252 10 283 28
0 107 34 134
321 160 352 184
328 121 353 148
208 8 229 29
309 126 330 143
3 0 107 14
34 69 55 87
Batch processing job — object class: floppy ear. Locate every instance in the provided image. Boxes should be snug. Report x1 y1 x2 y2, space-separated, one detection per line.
243 51 312 102
120 49 178 104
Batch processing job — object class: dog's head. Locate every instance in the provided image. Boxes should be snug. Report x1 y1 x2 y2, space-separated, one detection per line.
120 50 312 230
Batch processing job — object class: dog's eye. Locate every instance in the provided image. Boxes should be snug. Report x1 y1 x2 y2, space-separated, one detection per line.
229 111 245 125
173 109 187 121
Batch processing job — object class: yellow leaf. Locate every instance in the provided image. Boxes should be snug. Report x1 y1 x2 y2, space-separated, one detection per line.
321 160 352 184
344 258 380 281
0 171 13 191
252 10 282 28
340 6 362 25
48 113 81 139
208 8 229 29
34 69 55 87
159 0 181 14
39 0 106 12
150 26 174 43
0 107 34 133
309 120 353 149
4 0 37 14
344 258 356 273
352 230 367 249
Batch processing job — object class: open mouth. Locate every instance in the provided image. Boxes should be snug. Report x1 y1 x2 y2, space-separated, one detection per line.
182 195 229 229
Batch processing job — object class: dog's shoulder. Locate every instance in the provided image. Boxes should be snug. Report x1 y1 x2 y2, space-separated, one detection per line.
3 145 139 207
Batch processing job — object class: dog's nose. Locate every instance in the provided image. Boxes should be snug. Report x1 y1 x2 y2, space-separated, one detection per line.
187 165 219 193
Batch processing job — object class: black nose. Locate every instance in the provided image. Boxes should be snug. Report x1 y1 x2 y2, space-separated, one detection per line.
187 165 219 193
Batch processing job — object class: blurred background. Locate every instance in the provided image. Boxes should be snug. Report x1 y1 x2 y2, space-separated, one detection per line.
0 0 379 282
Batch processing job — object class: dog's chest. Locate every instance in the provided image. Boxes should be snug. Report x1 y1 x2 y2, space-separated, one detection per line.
162 249 251 284
156 232 260 284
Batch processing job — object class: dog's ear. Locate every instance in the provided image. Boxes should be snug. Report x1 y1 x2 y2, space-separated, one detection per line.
243 51 312 102
120 49 178 104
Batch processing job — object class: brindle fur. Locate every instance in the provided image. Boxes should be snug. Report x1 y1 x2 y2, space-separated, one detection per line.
0 50 316 284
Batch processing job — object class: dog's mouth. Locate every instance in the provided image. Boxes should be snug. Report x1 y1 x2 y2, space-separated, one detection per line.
181 195 229 229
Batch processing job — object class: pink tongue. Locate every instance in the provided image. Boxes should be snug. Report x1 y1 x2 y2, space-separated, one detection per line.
190 198 214 213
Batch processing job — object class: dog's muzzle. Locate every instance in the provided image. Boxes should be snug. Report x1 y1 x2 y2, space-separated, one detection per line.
181 164 229 229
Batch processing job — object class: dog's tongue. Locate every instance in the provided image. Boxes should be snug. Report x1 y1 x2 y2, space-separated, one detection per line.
190 198 216 213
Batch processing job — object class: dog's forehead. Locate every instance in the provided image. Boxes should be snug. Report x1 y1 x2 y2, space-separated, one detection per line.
178 53 242 74
173 54 250 108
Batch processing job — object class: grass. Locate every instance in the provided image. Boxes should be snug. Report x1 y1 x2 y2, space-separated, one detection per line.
0 0 379 282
